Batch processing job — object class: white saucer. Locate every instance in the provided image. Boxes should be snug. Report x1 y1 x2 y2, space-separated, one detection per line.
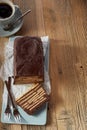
0 6 23 37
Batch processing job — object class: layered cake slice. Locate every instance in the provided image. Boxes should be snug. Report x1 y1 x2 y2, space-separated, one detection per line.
16 83 49 114
13 36 44 84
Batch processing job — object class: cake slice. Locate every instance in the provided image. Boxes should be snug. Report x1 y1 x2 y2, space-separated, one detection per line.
16 83 49 114
13 36 44 84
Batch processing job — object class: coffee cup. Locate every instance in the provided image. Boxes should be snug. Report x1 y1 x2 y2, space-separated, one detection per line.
0 0 18 28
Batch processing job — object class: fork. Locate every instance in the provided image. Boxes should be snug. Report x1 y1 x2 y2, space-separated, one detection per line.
5 77 21 122
4 95 11 121
4 77 12 121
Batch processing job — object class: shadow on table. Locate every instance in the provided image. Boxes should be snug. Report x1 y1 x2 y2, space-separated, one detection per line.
47 38 85 125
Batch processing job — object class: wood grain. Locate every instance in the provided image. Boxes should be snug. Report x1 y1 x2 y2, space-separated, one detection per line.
0 0 87 130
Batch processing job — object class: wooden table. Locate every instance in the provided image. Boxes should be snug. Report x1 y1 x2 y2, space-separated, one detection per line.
0 0 87 130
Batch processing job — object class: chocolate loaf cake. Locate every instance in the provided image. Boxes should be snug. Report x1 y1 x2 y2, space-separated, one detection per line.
16 83 49 114
14 36 44 84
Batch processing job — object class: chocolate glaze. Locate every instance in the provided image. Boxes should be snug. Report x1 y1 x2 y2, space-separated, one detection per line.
14 36 44 78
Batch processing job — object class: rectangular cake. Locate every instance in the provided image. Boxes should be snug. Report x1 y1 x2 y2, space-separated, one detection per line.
16 83 49 114
13 36 44 84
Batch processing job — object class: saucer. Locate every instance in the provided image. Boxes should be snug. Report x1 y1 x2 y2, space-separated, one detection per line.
0 6 23 37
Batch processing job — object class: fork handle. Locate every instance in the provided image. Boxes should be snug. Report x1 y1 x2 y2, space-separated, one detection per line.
4 94 10 113
5 80 16 109
6 95 10 108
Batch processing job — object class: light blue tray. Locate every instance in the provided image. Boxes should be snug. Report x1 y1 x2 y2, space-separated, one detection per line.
1 101 48 125
1 36 50 125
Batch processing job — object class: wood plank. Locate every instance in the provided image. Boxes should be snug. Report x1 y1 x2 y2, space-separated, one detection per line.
43 0 87 130
10 125 21 130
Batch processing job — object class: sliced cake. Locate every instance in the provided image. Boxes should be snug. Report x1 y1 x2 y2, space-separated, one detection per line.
16 83 49 114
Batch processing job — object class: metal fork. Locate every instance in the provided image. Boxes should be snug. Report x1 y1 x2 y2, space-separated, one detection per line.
5 77 21 122
4 95 11 121
4 77 12 121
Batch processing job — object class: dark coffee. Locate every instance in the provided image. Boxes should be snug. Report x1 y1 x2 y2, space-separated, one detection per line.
0 3 12 19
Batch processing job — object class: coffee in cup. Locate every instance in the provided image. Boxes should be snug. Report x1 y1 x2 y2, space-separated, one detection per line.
0 0 18 29
0 3 13 19
0 0 15 20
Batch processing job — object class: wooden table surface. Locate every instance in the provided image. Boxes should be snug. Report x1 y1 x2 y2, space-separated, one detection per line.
0 0 87 130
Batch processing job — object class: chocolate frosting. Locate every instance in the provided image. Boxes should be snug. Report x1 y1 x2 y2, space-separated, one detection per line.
14 36 44 77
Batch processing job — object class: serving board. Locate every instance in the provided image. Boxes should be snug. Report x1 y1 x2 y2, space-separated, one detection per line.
1 36 50 125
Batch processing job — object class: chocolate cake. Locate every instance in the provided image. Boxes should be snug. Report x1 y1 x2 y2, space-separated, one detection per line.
13 36 44 84
16 83 49 114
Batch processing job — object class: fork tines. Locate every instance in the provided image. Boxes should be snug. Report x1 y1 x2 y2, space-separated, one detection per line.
5 77 21 122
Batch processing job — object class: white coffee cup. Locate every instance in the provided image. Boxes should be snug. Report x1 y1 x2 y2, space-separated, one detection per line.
0 0 18 27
